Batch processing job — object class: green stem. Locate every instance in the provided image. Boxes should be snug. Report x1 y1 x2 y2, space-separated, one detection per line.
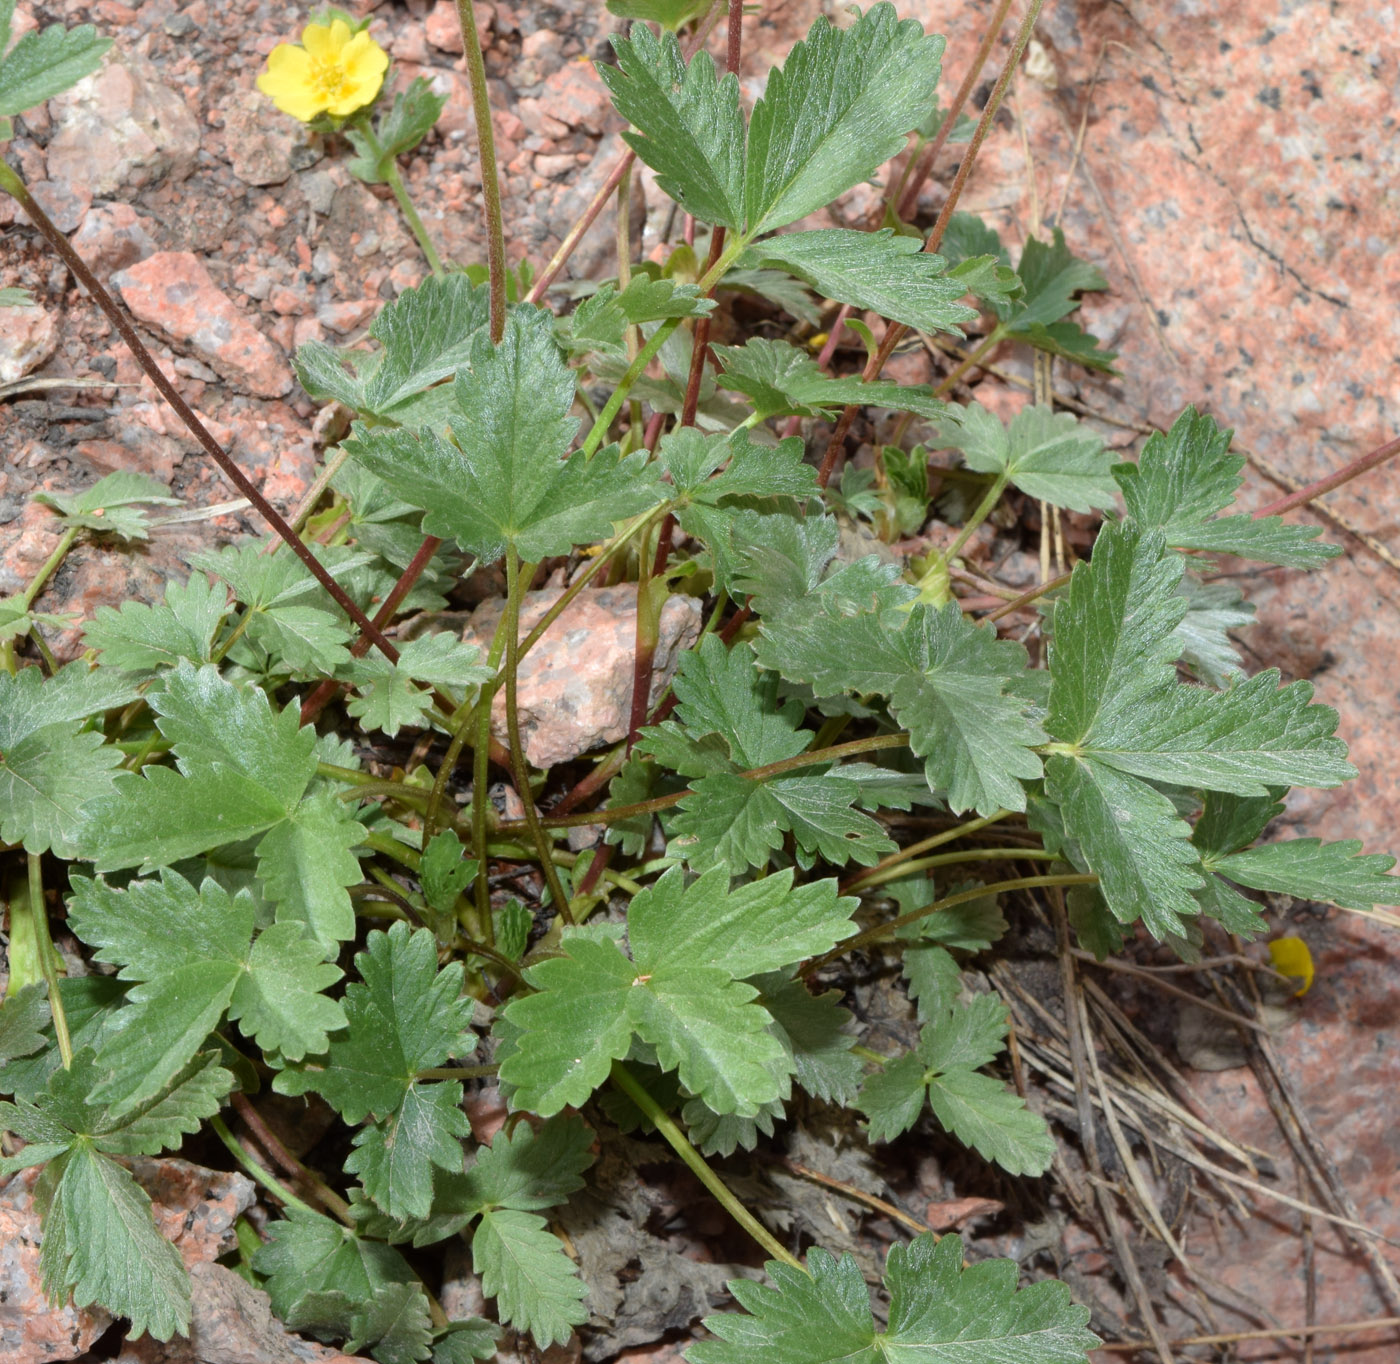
383 159 445 277
24 855 72 1068
19 526 79 611
580 238 746 457
939 472 1009 568
362 829 423 871
933 326 1005 396
504 548 573 920
455 0 508 341
210 1115 317 1215
800 872 1099 978
851 845 1058 893
495 731 912 833
610 1061 802 1270
842 809 1010 891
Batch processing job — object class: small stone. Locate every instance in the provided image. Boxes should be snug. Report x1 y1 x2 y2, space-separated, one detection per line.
317 298 377 333
539 58 612 136
219 90 297 187
534 152 576 179
46 52 200 198
299 169 339 215
462 583 702 768
71 202 159 276
28 176 92 232
425 0 491 52
163 11 196 36
0 303 59 384
113 252 291 398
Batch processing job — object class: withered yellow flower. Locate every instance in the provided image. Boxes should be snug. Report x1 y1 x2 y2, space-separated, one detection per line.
257 19 388 123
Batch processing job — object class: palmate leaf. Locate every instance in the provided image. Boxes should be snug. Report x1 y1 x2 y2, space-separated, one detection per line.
254 1206 419 1333
77 664 366 952
755 972 862 1105
346 1081 473 1222
500 867 853 1117
564 275 715 364
1044 523 1353 939
346 1281 434 1364
276 921 475 1122
637 636 893 872
345 307 663 563
692 1233 1097 1364
0 5 110 117
932 402 1119 513
67 871 345 1112
755 598 1045 815
346 632 493 737
743 230 977 336
0 1049 233 1340
1115 406 1338 567
715 337 949 421
1175 575 1253 687
296 273 491 418
0 664 138 857
743 7 944 235
33 471 180 541
83 572 229 671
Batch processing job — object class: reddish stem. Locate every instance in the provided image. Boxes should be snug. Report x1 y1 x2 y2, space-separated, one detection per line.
1252 434 1400 518
2 170 401 665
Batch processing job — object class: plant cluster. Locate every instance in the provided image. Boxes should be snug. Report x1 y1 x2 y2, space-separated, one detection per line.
1 2 1396 1361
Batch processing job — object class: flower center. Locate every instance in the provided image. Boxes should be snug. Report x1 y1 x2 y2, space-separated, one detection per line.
308 56 353 102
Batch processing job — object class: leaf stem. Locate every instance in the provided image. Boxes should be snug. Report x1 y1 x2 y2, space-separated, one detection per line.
1251 432 1400 518
504 548 573 920
851 845 1059 893
210 1115 318 1215
799 872 1098 978
939 471 1009 567
0 162 405 666
454 0 507 342
495 731 912 833
24 854 72 1068
350 112 446 276
19 526 79 612
841 809 1010 890
609 1061 802 1270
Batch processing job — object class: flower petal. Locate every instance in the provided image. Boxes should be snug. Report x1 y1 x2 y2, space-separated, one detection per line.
257 44 325 123
300 21 337 59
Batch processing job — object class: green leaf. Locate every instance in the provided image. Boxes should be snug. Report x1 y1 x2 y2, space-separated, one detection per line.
459 1114 595 1213
720 267 823 327
924 1066 1053 1177
0 16 111 116
432 1319 499 1363
693 1233 1097 1364
501 867 829 1117
1115 406 1339 567
0 665 129 857
638 636 893 872
36 1145 191 1340
472 1208 590 1347
605 0 711 28
419 830 479 916
756 600 1045 815
33 471 179 541
601 23 745 230
744 7 944 235
347 632 492 736
565 276 716 365
1174 575 1253 687
715 336 950 421
83 572 229 671
245 603 353 675
660 426 819 505
855 1050 928 1143
891 876 1007 950
902 942 961 1020
756 973 861 1105
1209 835 1400 911
0 981 50 1065
275 921 474 1121
2 977 126 1103
346 1281 434 1364
742 229 975 336
1007 227 1108 329
346 76 445 183
297 274 491 418
254 1207 419 1330
346 1081 472 1221
0 284 35 307
932 402 1119 513
344 307 663 562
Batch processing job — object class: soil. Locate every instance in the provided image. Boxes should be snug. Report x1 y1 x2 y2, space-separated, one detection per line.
1 1 1398 1361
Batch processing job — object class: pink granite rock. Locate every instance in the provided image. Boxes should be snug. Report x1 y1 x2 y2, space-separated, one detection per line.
113 252 291 398
45 52 200 199
424 0 492 54
70 202 159 277
0 303 58 384
462 584 702 769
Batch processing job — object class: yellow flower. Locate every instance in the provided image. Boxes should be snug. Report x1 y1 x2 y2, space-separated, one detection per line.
1268 935 1315 997
257 19 388 123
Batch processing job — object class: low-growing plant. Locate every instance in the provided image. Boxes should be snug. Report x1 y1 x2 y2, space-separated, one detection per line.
1 1 1397 1360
